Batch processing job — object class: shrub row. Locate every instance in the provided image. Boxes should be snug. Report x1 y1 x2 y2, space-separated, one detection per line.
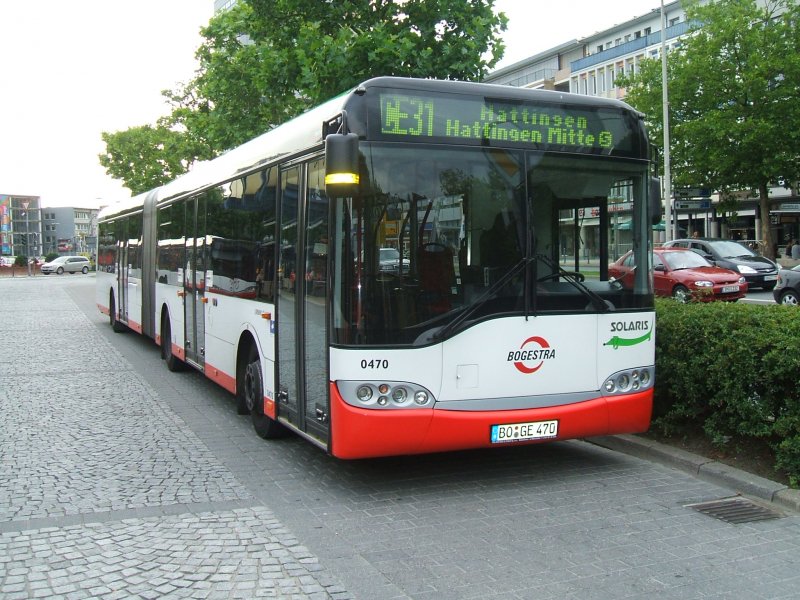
653 298 800 486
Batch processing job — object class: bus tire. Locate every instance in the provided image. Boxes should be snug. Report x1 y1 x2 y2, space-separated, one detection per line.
244 347 285 439
109 293 127 333
161 315 184 372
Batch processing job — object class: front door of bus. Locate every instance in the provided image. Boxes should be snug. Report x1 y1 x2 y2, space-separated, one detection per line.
184 195 206 368
276 161 329 446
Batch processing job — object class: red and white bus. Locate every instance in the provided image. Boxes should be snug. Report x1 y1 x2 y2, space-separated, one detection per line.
97 77 659 458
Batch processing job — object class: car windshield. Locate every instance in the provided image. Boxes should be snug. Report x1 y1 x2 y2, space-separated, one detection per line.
709 240 755 258
662 251 711 270
380 248 400 262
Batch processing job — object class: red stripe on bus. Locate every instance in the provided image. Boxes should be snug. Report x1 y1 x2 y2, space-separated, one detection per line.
330 383 652 459
204 361 236 395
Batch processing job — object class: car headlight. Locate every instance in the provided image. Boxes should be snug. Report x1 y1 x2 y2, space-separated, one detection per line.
738 276 746 284
737 265 757 274
694 280 713 287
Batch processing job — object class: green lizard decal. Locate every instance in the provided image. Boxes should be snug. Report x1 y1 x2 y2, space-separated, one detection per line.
604 330 652 349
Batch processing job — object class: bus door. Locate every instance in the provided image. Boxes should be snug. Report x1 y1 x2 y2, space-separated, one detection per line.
184 196 207 368
276 160 330 446
117 222 129 322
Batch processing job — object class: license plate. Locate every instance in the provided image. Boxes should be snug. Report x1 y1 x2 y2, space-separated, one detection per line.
491 420 558 443
721 285 739 293
764 274 777 281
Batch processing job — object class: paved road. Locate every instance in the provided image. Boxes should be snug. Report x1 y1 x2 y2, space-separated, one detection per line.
2 275 799 599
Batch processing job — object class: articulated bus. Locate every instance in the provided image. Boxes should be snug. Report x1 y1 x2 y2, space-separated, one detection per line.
97 77 660 459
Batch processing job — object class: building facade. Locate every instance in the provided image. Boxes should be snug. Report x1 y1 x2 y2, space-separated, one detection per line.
1 194 42 259
41 207 100 257
1 194 99 260
485 1 800 253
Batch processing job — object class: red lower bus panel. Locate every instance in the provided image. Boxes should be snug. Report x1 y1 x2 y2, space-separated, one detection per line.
330 382 652 459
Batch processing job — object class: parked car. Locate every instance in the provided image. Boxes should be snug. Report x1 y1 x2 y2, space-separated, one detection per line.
40 255 91 275
378 247 409 274
662 237 778 290
773 264 800 306
609 247 747 302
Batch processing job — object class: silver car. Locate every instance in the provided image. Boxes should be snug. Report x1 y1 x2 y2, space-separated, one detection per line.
41 255 91 275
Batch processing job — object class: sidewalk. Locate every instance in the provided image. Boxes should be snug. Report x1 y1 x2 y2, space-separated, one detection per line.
589 434 800 513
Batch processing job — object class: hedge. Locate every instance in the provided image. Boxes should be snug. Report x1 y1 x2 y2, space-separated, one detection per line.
653 298 800 485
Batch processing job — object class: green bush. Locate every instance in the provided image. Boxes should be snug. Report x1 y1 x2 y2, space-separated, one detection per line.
654 298 800 485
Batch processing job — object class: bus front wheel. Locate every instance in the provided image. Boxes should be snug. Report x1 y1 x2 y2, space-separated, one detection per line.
244 347 285 439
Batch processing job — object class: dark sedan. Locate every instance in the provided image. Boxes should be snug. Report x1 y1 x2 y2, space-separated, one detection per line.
661 238 778 290
773 264 800 306
610 247 747 302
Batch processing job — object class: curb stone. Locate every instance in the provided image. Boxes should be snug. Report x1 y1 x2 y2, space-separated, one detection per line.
587 434 800 514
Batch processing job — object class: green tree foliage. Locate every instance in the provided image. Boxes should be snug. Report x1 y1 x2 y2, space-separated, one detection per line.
619 0 800 259
99 124 212 195
100 0 507 192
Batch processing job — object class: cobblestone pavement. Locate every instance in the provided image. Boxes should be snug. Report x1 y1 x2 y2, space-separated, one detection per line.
2 275 800 599
0 277 348 599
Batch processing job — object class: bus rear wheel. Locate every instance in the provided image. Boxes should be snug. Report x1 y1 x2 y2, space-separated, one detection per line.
109 293 126 333
243 347 285 439
161 315 184 372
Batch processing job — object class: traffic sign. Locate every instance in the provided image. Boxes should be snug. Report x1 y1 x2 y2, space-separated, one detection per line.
675 187 712 199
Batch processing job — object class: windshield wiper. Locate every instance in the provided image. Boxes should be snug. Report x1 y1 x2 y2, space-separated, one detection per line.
431 257 531 342
535 254 613 313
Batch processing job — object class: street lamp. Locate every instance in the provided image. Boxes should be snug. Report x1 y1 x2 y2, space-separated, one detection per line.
661 0 673 242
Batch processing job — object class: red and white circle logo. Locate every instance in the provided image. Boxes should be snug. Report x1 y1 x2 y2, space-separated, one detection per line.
507 336 556 374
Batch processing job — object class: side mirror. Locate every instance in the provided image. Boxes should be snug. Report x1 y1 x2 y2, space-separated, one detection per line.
654 264 665 272
649 177 662 225
325 133 359 198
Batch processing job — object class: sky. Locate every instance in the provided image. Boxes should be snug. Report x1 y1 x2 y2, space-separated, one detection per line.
0 0 662 209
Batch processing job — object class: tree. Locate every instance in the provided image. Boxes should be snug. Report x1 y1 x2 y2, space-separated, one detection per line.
619 0 800 259
99 124 213 195
101 0 507 189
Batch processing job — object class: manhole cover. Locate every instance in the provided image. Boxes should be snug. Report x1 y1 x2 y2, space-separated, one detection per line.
686 496 783 524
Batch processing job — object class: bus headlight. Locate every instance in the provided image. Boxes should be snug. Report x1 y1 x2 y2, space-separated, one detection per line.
392 386 408 403
338 381 435 409
602 367 654 396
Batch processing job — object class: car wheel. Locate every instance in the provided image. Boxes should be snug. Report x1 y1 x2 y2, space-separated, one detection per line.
56 267 64 275
243 346 285 439
672 285 690 303
82 266 89 274
161 315 184 372
779 289 799 306
109 293 127 333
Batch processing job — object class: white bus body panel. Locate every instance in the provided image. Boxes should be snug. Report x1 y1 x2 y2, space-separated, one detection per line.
155 282 185 351
330 312 655 403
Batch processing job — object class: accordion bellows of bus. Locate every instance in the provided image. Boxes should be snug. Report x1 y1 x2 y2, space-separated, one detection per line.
97 77 658 459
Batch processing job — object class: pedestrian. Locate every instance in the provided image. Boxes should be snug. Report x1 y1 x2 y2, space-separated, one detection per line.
786 240 795 257
792 239 800 260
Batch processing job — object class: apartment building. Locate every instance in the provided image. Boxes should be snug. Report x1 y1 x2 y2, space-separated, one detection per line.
485 1 799 249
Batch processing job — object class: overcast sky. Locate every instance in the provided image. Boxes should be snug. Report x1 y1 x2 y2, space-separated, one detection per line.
0 0 661 209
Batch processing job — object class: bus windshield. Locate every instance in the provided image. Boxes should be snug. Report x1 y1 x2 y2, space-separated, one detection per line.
331 144 652 346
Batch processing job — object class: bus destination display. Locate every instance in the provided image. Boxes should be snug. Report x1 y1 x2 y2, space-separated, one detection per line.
379 92 632 153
